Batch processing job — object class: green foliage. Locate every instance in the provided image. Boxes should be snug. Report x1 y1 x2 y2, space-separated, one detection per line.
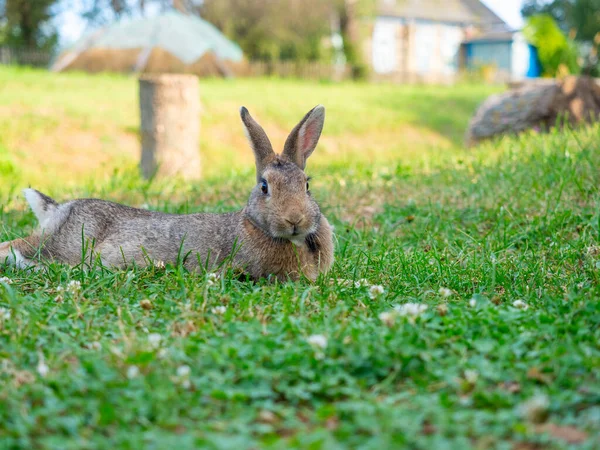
0 143 18 178
522 0 600 41
198 0 370 69
523 15 581 76
0 0 58 50
199 0 332 62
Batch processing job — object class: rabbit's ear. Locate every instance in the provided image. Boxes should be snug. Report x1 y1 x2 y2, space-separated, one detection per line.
282 105 325 170
240 107 275 182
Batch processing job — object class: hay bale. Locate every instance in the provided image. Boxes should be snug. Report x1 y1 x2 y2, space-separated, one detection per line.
61 47 246 77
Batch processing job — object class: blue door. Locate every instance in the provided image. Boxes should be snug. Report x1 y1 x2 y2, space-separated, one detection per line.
526 45 542 78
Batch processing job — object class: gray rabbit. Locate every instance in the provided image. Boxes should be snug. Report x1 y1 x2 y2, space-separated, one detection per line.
0 106 334 282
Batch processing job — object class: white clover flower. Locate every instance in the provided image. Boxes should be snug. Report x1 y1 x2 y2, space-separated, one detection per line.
469 298 477 308
518 394 550 423
211 306 227 315
512 300 529 310
176 365 191 378
0 307 11 320
148 333 162 348
354 278 370 288
464 369 479 384
37 359 49 378
206 272 219 286
90 341 101 350
334 279 353 287
394 303 428 317
369 285 385 299
307 334 328 350
127 365 140 379
110 346 124 357
66 280 81 295
154 260 165 269
378 311 396 326
0 276 12 285
175 365 191 388
157 348 168 359
439 287 453 298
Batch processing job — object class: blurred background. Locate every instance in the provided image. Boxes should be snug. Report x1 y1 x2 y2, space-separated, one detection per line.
2 0 598 80
0 0 598 196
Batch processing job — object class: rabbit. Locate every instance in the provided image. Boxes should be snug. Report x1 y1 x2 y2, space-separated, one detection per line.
0 105 334 282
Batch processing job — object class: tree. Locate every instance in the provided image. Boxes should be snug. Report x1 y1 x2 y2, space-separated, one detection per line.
522 0 600 75
522 0 600 41
523 14 581 76
80 0 172 27
199 0 332 62
1 0 59 50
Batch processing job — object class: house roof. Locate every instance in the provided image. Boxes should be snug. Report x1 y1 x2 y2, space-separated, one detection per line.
462 30 516 43
377 0 507 27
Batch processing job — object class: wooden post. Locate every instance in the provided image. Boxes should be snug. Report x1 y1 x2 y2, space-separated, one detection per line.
139 74 201 180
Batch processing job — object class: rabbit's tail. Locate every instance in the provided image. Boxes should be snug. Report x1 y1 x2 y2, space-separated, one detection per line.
23 189 59 227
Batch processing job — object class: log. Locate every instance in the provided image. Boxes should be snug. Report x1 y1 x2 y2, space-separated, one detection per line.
139 74 201 179
466 76 600 147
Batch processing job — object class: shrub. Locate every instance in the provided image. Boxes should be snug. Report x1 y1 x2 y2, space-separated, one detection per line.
523 14 581 76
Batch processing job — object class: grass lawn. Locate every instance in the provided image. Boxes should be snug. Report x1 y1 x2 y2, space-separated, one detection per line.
0 67 599 449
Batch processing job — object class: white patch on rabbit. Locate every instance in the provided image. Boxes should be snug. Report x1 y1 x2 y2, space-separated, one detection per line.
24 189 57 229
24 190 72 235
4 248 32 268
290 236 306 247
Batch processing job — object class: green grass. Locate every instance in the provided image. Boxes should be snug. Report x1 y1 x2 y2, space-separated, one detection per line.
1 68 599 449
0 66 500 194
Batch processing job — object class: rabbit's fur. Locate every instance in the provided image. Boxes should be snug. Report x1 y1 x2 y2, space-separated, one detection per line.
0 106 334 282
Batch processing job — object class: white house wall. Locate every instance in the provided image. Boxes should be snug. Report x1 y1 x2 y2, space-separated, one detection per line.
372 18 399 74
511 32 529 80
414 23 437 74
371 17 462 78
439 25 462 75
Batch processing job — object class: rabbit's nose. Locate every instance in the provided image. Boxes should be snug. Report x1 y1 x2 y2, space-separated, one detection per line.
286 215 304 226
286 215 305 234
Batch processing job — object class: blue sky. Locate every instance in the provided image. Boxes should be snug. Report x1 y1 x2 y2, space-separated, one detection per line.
56 0 527 46
483 0 526 28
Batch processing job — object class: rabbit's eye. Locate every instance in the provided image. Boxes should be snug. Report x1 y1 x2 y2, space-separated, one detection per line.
260 179 268 195
306 182 309 191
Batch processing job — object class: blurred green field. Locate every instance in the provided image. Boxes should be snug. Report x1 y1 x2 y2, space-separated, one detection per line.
0 66 500 196
1 67 599 449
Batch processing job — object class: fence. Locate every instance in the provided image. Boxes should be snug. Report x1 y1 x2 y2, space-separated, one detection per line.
246 61 352 81
3 49 518 85
0 47 53 67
